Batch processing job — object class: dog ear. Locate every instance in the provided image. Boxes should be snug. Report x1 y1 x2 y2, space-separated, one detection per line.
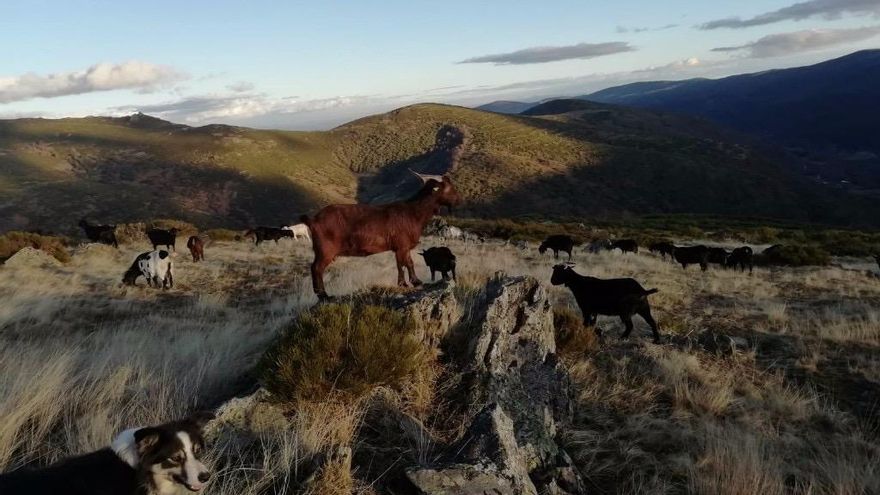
134 427 160 456
188 411 215 430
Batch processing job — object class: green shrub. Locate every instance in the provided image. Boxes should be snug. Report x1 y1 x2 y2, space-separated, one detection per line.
553 306 597 360
0 231 70 263
260 303 429 402
759 244 831 267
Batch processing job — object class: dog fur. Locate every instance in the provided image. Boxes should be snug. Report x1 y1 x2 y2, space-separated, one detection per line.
0 412 213 495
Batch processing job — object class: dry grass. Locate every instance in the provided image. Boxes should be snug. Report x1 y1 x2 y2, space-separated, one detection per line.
1 235 879 493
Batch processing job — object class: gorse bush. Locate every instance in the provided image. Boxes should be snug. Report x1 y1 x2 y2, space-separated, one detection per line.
759 244 831 267
260 303 429 402
202 228 241 242
0 231 70 263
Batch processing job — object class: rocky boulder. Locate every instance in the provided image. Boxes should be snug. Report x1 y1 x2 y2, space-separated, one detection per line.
407 274 584 494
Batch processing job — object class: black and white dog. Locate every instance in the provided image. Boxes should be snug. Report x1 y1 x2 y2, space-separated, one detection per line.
0 412 213 495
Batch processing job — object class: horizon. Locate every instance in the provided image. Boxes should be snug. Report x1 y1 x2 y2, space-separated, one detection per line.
2 0 880 130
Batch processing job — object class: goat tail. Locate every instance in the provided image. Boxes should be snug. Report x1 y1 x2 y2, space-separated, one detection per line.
644 288 659 295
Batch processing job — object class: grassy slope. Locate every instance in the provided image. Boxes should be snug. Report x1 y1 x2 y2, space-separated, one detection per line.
1 104 877 235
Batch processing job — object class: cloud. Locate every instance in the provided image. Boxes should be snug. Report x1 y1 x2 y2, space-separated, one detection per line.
616 24 677 33
458 41 635 65
432 56 715 107
113 92 378 126
712 25 880 57
226 81 255 93
699 0 880 30
0 61 184 104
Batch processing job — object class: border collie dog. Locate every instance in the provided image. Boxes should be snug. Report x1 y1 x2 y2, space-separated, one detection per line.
0 413 213 495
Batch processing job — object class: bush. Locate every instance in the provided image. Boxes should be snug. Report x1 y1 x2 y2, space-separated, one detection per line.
260 303 429 402
553 306 597 360
147 218 198 234
203 228 241 242
0 231 70 263
759 244 831 267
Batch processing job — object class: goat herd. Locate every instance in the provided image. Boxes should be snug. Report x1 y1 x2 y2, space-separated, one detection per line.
77 171 770 346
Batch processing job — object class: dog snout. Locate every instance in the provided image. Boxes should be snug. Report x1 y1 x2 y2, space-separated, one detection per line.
198 471 210 483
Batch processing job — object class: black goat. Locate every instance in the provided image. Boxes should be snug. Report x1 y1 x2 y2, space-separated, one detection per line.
550 264 661 343
539 235 576 260
649 241 675 259
78 219 118 248
673 245 709 271
727 246 754 273
244 226 292 245
419 247 456 281
611 239 639 254
707 247 730 265
146 227 179 251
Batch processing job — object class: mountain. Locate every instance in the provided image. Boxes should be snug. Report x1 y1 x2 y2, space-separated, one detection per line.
475 100 534 114
520 99 597 116
583 50 880 187
1 103 878 235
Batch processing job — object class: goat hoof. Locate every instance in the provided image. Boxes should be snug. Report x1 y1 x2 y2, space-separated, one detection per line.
411 280 423 287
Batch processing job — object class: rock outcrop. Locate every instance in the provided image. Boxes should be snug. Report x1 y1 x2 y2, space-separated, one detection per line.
406 274 584 494
206 274 584 494
2 247 62 268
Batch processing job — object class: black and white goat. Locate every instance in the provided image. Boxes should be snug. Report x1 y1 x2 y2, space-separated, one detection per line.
0 412 213 495
122 250 174 289
550 263 661 343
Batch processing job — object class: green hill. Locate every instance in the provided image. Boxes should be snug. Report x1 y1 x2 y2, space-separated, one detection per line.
1 103 877 235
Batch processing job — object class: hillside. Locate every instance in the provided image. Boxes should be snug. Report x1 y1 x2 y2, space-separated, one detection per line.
584 50 880 187
476 100 535 114
1 103 879 235
520 99 597 116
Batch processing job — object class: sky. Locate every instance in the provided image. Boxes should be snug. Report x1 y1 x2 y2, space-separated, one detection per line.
1 0 879 129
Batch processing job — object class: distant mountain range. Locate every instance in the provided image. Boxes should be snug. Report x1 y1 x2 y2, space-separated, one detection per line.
477 50 880 188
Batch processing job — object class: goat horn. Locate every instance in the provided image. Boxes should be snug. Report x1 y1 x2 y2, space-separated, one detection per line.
409 169 445 183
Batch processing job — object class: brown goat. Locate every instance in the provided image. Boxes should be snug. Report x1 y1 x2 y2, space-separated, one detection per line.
302 171 461 299
187 235 205 262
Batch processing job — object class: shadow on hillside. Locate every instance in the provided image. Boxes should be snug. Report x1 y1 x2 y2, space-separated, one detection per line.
0 153 323 235
354 126 463 205
459 144 817 222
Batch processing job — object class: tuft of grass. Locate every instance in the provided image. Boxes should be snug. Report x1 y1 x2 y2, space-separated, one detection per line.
203 228 242 242
0 231 70 263
260 303 430 403
553 305 598 360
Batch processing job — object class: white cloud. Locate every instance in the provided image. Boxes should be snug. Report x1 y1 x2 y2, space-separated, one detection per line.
712 26 880 57
458 41 635 65
0 61 185 104
700 0 880 29
226 81 255 93
113 92 379 127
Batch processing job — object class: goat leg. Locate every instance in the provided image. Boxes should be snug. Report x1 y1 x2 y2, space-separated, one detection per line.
404 252 422 287
395 251 408 287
